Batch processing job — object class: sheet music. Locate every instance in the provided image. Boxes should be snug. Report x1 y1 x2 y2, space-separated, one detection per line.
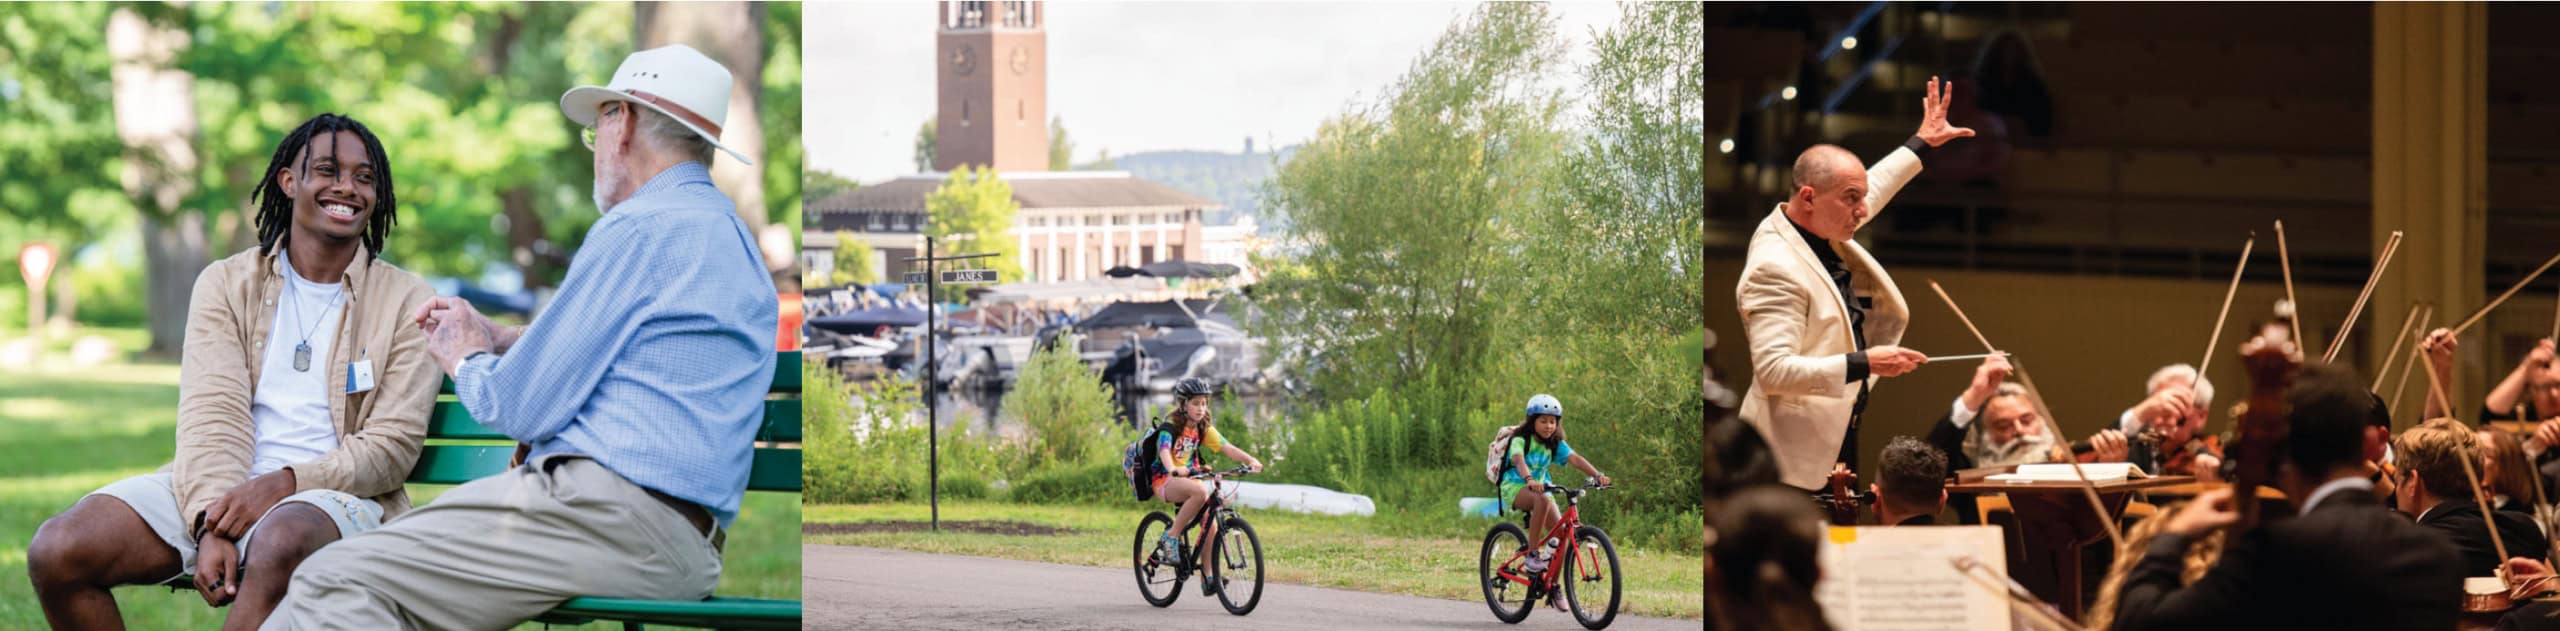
1815 525 2012 631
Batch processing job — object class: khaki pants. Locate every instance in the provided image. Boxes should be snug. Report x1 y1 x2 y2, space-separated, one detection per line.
259 455 721 631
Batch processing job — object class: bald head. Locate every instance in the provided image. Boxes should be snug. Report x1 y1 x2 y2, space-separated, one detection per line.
1785 145 1869 241
1792 145 1860 192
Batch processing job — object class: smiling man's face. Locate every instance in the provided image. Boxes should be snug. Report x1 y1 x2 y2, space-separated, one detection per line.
283 130 376 245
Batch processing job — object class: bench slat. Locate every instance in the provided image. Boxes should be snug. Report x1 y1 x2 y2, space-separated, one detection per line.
534 596 801 630
410 445 802 493
748 447 801 492
409 445 516 485
429 400 801 443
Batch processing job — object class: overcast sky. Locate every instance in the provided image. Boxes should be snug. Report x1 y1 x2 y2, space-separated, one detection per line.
803 1 1625 184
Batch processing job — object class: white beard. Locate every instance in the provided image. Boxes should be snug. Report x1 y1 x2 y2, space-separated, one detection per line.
592 159 623 214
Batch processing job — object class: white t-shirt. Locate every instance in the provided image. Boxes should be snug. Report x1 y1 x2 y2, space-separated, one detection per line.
250 250 345 477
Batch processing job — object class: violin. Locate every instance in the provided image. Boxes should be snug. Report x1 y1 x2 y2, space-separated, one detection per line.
1815 466 1874 525
2228 334 2300 529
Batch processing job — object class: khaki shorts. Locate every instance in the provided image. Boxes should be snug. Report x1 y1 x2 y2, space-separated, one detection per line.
87 471 385 583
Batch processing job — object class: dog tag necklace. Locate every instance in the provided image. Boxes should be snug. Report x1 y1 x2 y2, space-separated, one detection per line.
288 277 341 372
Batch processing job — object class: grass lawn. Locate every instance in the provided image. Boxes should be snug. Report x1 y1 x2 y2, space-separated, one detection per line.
803 500 1704 620
0 351 799 629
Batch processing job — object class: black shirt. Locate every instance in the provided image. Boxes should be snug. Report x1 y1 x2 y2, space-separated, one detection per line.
1785 215 1870 383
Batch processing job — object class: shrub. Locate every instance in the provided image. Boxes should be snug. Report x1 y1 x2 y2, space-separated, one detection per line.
1001 345 1121 472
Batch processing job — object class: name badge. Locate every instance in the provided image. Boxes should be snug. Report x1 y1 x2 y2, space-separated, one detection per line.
347 359 376 394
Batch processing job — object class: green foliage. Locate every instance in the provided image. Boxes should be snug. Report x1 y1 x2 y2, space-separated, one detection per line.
1261 2 1568 397
803 362 1014 503
922 165 1023 283
68 256 146 328
805 168 859 205
1047 115 1074 171
834 230 878 286
1001 344 1120 471
1243 2 1705 548
1007 461 1128 506
912 118 937 173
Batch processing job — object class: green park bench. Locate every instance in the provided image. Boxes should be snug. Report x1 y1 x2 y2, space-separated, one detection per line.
155 351 803 630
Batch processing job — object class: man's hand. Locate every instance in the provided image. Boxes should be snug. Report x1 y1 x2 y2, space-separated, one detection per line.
193 533 240 607
2536 419 2560 451
1867 345 1929 378
2421 328 2459 372
1916 76 1977 148
204 468 295 539
2164 487 2240 537
1963 354 2013 409
2136 388 2197 430
421 298 498 377
2191 452 2223 482
2087 429 2130 463
2509 557 2559 599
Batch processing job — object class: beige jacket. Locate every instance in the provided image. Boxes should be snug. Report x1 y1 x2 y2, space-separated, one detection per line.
165 245 438 538
1735 147 1922 490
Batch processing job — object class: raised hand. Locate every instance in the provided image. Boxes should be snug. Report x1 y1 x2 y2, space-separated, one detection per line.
1916 76 1978 148
1963 353 2013 407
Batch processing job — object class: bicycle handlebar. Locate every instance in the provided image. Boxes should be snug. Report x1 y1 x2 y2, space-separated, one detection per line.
1185 465 1257 479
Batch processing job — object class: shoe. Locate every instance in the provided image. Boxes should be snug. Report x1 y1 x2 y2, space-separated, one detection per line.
1159 533 1184 568
1524 549 1552 575
1548 591 1570 614
1202 574 1223 596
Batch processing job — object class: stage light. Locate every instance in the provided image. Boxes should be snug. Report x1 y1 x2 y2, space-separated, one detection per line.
1842 36 1858 50
1782 86 1797 100
1719 138 1735 154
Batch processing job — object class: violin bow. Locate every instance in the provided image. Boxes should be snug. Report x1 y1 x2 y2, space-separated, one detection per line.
2324 231 2401 364
1930 280 2124 549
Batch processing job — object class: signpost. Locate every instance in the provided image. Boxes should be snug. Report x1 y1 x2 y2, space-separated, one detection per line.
19 243 55 338
900 236 999 531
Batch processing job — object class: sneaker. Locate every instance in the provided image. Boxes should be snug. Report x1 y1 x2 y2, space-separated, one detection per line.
1201 573 1223 596
1523 549 1552 575
1548 591 1570 613
1159 533 1184 567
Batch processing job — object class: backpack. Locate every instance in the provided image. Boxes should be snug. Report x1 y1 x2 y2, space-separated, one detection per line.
1484 426 1524 484
1122 422 1177 501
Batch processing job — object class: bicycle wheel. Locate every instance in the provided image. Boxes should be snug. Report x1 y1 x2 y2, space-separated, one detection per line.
1131 511 1184 607
1210 516 1265 616
1478 521 1535 624
1562 525 1622 630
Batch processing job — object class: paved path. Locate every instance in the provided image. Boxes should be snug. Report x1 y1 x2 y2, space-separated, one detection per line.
803 544 1700 630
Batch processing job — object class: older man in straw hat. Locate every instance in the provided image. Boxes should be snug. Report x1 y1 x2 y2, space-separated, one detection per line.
259 44 779 630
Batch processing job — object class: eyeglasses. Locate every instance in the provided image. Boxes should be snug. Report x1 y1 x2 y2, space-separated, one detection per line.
581 102 628 151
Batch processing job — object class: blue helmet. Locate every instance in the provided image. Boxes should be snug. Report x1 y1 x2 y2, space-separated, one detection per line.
1526 394 1563 419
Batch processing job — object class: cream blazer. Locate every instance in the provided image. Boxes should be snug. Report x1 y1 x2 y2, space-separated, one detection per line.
1734 146 1922 490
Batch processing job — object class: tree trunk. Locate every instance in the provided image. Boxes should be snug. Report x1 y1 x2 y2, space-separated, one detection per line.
635 1 768 235
109 7 206 357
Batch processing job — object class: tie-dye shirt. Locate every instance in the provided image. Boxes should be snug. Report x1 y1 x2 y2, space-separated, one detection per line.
1158 424 1227 472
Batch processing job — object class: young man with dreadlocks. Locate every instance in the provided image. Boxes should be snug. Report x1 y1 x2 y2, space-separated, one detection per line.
261 45 777 630
26 113 439 631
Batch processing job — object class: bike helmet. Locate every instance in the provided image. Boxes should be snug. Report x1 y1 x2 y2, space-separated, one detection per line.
1173 378 1215 399
1526 394 1563 419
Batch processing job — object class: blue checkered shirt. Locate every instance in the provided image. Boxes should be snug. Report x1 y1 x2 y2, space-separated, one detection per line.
455 161 778 526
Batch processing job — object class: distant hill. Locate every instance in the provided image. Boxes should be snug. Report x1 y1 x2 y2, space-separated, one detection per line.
1079 146 1295 234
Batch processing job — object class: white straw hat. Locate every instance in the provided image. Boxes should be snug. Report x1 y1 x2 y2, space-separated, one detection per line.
559 44 752 165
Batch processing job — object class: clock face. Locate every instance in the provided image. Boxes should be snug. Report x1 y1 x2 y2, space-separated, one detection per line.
950 44 978 76
1009 46 1031 75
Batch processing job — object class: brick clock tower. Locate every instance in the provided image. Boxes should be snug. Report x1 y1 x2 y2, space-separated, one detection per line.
936 1 1047 172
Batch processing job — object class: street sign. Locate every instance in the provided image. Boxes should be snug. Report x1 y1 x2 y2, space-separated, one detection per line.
903 271 929 285
940 269 999 284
